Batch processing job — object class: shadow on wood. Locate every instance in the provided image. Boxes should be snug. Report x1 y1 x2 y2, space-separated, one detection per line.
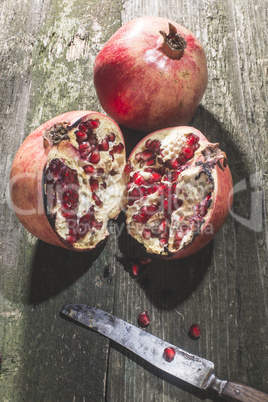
27 238 105 305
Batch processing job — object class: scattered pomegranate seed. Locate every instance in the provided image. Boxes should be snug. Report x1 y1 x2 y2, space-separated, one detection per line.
163 347 176 362
138 311 150 327
189 324 201 339
139 256 152 265
130 263 140 278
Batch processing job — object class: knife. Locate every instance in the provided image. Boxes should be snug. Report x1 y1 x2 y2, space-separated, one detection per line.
61 304 268 402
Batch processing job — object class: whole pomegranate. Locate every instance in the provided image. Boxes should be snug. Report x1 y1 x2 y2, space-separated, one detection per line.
10 111 126 251
94 16 208 133
124 127 233 259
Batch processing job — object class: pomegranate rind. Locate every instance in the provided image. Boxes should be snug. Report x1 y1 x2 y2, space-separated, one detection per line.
125 126 233 259
10 111 126 251
94 16 208 132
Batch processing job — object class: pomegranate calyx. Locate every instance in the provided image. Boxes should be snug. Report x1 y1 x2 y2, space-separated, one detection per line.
159 23 187 60
43 122 70 146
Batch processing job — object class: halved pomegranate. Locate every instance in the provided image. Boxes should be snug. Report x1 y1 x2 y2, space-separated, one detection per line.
124 127 233 259
9 111 126 251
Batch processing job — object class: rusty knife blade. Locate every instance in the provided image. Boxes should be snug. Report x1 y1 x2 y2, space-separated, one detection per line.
61 303 217 390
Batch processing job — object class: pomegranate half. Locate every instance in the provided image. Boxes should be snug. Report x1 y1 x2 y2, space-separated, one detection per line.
124 127 233 259
94 16 208 132
10 111 126 251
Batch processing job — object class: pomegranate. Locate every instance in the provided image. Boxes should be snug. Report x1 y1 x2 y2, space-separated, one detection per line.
124 126 233 259
10 111 126 251
94 16 208 132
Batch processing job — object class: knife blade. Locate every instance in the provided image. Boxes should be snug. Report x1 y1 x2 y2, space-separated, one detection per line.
61 304 268 402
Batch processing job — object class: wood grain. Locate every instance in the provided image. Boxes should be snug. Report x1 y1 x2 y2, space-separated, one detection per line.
0 0 267 401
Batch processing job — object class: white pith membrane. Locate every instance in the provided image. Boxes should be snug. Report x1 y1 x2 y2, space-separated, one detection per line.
125 128 222 256
43 114 126 250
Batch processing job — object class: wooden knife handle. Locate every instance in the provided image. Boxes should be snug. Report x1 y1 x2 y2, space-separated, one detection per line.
221 380 268 401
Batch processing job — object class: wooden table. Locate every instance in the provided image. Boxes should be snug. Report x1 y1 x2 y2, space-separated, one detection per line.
0 0 267 400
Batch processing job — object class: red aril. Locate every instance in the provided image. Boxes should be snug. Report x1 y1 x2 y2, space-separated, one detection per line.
9 111 126 251
94 17 208 132
163 347 176 362
189 324 201 339
138 311 150 327
124 127 233 259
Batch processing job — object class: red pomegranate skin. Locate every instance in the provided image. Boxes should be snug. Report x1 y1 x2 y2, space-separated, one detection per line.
94 16 208 132
126 127 233 259
9 111 125 250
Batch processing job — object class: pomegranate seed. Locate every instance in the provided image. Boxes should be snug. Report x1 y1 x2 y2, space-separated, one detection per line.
189 324 201 339
124 163 133 174
90 178 99 192
174 231 184 241
107 132 115 142
76 130 88 142
130 263 140 278
147 172 162 184
177 153 187 165
135 152 142 162
186 133 199 145
79 142 91 152
89 149 100 164
138 311 150 327
113 143 124 154
182 147 194 159
142 228 152 239
66 235 77 243
158 183 166 195
145 139 152 148
140 150 154 161
163 347 176 362
83 165 96 175
139 256 152 265
158 219 167 233
134 175 145 185
92 193 102 206
95 168 103 177
98 138 109 151
142 158 155 167
86 119 99 129
159 237 168 247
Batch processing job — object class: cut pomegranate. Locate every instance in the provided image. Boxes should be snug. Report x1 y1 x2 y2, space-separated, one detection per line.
163 347 176 362
138 311 150 327
10 111 126 251
124 126 233 259
189 324 201 339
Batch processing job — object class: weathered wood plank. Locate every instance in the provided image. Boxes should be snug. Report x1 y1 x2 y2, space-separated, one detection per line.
0 0 267 401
